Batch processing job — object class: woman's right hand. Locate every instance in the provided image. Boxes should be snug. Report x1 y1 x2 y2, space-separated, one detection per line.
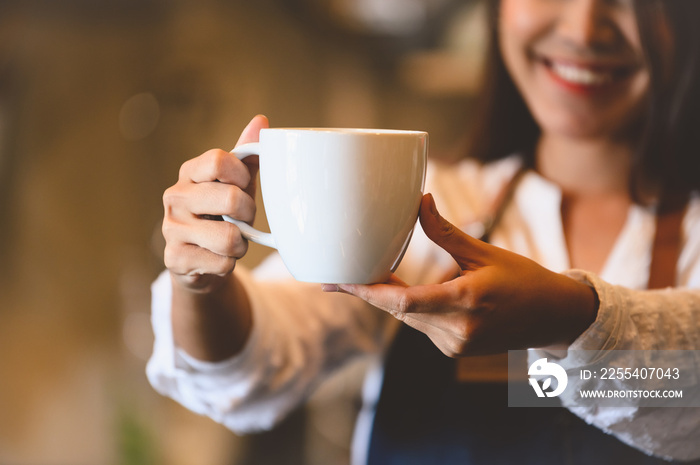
162 115 269 293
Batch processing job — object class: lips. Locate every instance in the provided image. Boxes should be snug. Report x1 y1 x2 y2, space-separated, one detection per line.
537 55 638 93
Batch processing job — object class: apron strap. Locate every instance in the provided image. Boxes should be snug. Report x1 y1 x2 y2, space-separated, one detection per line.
647 192 690 289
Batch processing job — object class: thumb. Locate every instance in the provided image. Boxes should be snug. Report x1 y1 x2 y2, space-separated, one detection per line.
419 193 484 270
235 115 268 197
235 114 269 147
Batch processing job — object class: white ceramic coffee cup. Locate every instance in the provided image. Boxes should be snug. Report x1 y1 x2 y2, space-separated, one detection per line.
224 127 427 284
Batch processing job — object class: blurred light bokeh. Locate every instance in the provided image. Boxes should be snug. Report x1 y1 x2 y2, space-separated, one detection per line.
0 0 486 463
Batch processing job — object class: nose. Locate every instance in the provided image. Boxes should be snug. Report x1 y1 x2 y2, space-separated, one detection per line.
557 0 618 49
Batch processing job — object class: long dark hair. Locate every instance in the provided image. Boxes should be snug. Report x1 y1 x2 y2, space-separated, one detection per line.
468 0 700 204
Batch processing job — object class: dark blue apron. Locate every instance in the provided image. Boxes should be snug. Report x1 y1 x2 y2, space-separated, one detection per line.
366 324 700 464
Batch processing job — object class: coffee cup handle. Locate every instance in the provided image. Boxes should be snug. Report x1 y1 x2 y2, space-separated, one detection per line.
221 142 277 249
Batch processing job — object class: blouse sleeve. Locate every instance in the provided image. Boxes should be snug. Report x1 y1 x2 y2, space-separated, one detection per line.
533 270 700 461
146 263 392 434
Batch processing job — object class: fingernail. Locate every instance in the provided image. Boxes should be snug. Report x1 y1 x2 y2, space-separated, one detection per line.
321 284 339 292
427 193 438 216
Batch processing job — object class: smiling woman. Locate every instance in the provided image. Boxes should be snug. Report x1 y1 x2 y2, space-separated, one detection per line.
473 0 699 202
500 0 652 139
146 0 700 464
469 0 700 274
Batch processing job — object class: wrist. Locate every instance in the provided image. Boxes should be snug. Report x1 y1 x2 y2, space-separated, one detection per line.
171 271 228 294
556 274 600 346
171 271 253 361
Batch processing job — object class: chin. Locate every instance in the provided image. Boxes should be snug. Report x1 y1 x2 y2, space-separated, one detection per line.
536 110 619 141
550 125 610 140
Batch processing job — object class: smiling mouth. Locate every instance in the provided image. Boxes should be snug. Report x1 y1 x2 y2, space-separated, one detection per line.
550 61 612 85
538 56 637 91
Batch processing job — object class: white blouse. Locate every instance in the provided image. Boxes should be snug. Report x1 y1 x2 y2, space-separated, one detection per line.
147 156 700 462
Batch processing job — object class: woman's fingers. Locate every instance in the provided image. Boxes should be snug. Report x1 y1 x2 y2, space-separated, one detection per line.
234 115 267 199
163 238 239 278
419 193 490 270
162 115 269 291
339 279 476 338
163 181 254 274
164 214 249 257
338 279 466 315
162 211 249 278
340 278 497 357
174 181 257 221
386 312 471 358
180 149 253 187
235 114 269 146
179 115 268 187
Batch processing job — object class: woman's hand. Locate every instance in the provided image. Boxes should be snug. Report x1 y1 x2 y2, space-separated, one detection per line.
336 194 599 357
162 115 268 293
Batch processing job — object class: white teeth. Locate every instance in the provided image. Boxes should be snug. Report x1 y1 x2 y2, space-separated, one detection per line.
550 62 612 85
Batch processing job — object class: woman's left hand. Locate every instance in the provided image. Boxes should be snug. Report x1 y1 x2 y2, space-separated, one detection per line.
333 194 599 357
